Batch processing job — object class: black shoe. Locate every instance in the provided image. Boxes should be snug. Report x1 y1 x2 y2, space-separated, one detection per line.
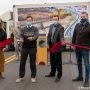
72 77 83 81
83 80 89 87
45 74 55 77
16 59 19 61
55 77 61 83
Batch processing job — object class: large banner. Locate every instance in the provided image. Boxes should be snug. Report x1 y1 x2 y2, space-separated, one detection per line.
14 3 88 42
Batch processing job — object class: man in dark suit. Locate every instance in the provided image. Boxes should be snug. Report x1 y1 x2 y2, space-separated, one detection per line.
45 15 64 83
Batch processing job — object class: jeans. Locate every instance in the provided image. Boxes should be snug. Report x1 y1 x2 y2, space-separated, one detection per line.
75 49 89 80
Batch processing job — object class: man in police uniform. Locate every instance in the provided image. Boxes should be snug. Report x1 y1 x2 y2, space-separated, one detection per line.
16 15 39 83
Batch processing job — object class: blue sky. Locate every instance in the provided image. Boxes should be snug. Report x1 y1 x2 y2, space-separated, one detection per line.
0 0 90 15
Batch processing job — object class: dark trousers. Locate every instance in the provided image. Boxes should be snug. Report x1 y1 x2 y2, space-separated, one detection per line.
50 51 62 77
19 48 36 78
75 49 89 80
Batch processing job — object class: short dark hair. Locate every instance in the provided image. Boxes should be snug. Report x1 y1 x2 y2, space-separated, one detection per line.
81 12 88 17
52 15 59 20
26 15 33 20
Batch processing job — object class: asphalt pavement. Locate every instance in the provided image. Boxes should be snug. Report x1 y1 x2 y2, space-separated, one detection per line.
0 52 90 90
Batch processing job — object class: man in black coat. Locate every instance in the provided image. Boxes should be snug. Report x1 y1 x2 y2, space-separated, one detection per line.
45 15 64 83
72 12 90 87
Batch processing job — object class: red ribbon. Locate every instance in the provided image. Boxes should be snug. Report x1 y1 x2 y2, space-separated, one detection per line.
0 38 13 48
50 42 90 53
